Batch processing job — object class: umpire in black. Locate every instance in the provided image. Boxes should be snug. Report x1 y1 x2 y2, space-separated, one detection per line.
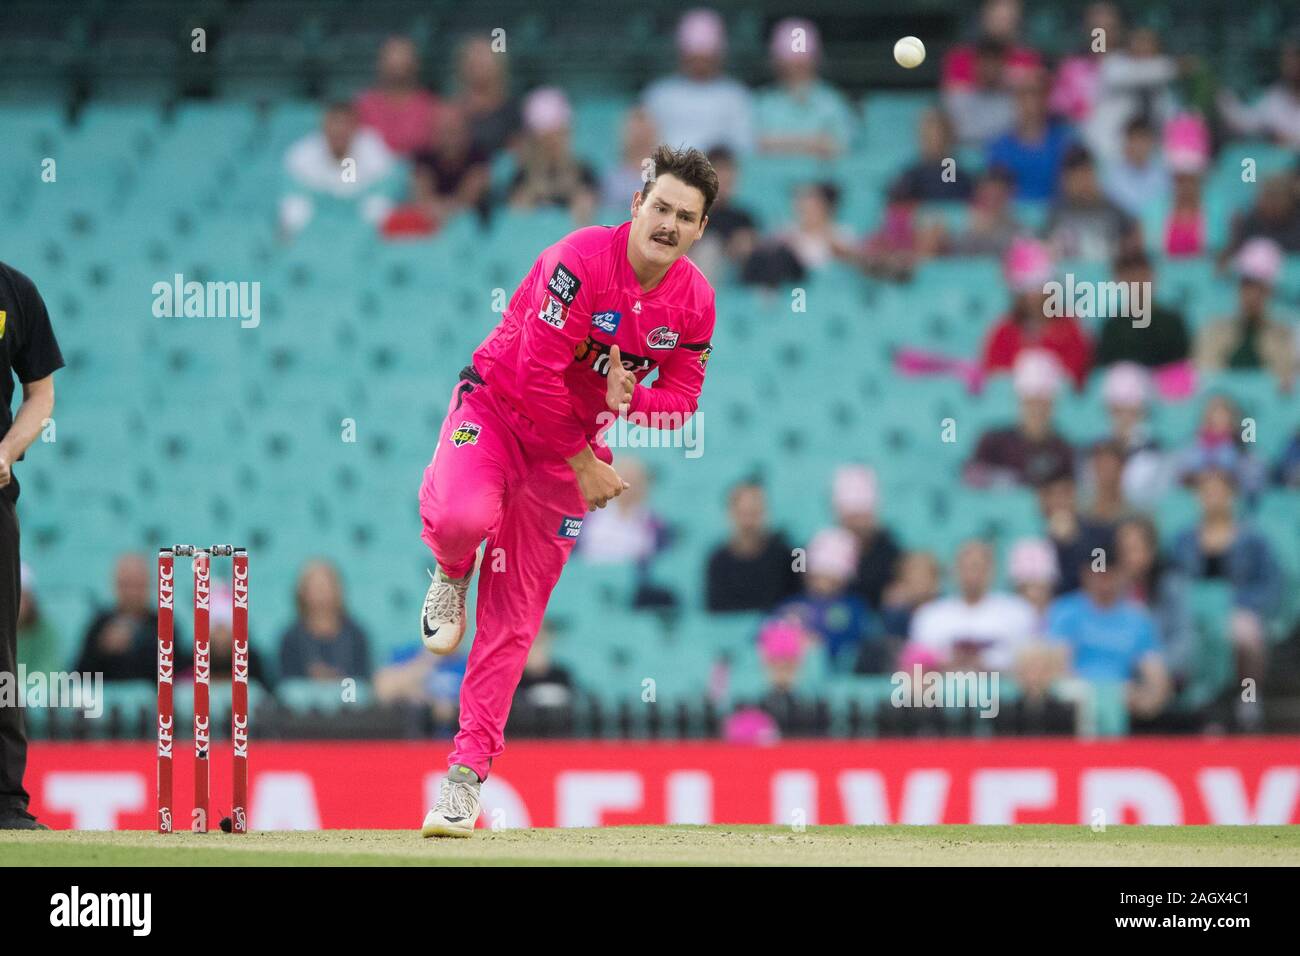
0 262 63 829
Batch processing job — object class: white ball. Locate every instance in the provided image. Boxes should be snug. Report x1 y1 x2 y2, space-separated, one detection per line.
894 36 926 69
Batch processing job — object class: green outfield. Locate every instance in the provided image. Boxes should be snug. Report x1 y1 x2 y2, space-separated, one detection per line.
3 825 1298 866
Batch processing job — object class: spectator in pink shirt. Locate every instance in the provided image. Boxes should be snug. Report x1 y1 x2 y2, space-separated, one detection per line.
941 0 1042 93
1049 2 1122 123
1160 114 1211 257
355 36 442 156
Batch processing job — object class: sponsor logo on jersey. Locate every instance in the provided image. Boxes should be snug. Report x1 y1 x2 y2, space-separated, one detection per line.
450 422 481 447
547 262 581 305
682 341 712 369
646 326 679 349
538 295 566 329
632 301 642 313
558 516 584 539
591 311 621 334
574 336 655 375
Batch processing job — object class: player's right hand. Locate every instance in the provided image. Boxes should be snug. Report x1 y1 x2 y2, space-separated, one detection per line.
575 457 629 510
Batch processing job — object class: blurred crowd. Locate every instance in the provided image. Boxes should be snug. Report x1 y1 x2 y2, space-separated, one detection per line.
16 551 576 737
31 2 1297 739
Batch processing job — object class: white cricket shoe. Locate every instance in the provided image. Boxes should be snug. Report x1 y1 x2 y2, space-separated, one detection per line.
420 549 482 654
421 765 482 838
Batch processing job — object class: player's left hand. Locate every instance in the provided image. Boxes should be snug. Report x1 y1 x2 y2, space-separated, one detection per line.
605 345 635 412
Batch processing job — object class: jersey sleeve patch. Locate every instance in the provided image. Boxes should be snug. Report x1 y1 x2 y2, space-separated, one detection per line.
681 340 712 368
546 262 581 306
538 296 567 329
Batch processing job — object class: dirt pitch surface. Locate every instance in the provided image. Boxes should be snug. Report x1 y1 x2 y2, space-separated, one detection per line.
3 825 1298 866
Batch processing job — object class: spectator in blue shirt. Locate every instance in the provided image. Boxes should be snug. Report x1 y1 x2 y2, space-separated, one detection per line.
1170 467 1284 728
1273 427 1300 488
755 18 857 160
642 9 753 154
987 68 1074 200
278 560 372 682
1046 561 1172 719
773 527 881 673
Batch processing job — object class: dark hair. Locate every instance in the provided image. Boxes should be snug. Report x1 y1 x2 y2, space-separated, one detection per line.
1116 514 1167 593
809 180 842 209
887 177 918 203
1035 465 1075 490
643 144 720 217
983 164 1016 187
1197 465 1238 491
1062 144 1095 170
1090 438 1126 461
1124 116 1156 138
1113 250 1152 274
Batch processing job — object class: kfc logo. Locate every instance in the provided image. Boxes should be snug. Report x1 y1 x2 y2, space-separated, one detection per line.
157 713 173 758
233 713 249 759
158 564 174 610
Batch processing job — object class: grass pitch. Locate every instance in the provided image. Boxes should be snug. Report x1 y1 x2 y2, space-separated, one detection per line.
2 825 1297 866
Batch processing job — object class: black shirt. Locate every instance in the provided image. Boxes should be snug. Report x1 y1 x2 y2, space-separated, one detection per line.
74 610 162 682
849 527 903 610
706 532 800 612
412 144 490 199
892 164 974 203
0 262 65 502
1051 517 1117 595
468 97 523 158
1095 304 1190 368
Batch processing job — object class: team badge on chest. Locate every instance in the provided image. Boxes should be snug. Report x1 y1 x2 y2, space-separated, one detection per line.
646 326 679 350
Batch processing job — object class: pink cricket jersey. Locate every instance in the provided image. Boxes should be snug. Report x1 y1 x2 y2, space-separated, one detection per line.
472 220 716 460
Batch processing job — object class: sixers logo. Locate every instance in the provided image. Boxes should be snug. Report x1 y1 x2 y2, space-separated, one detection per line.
646 326 679 349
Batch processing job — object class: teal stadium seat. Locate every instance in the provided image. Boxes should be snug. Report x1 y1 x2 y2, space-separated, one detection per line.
10 76 1295 736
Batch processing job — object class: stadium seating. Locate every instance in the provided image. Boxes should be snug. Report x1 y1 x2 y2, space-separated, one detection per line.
6 46 1297 740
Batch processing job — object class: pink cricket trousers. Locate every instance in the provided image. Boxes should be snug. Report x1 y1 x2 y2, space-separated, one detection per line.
418 373 587 781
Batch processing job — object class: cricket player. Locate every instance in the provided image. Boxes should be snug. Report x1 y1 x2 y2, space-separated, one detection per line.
417 145 717 836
